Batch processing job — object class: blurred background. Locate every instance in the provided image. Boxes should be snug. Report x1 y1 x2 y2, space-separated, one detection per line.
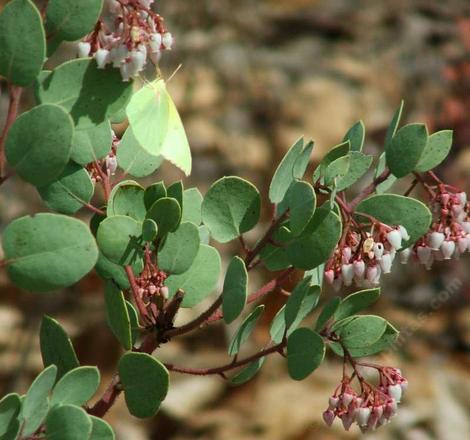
1 0 470 438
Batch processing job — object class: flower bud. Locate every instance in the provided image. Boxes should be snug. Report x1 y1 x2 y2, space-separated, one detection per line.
341 264 354 286
379 253 392 274
149 33 162 52
160 286 169 299
373 242 384 260
77 41 91 58
457 192 467 205
441 240 455 259
417 245 432 265
341 393 354 407
399 247 411 264
353 259 365 278
324 269 335 285
105 155 117 175
384 399 397 418
462 222 470 234
162 32 174 49
387 230 402 250
400 379 408 393
322 409 335 427
428 231 445 250
328 396 339 410
333 277 343 292
399 225 410 241
341 412 355 431
357 407 371 427
366 265 379 284
388 384 402 403
457 237 468 253
95 48 110 69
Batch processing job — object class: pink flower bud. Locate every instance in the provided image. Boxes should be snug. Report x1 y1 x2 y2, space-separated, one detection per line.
324 269 335 285
322 409 335 427
357 407 371 426
77 41 91 58
462 222 470 234
353 259 365 278
417 245 432 265
149 33 162 52
366 265 380 284
160 286 169 299
428 231 445 250
457 237 468 253
95 48 110 69
341 264 354 286
399 248 411 264
373 242 384 260
105 155 117 175
452 204 464 215
457 192 467 205
341 393 354 407
387 229 402 250
328 396 339 410
384 400 397 418
341 412 355 431
162 32 174 49
388 384 402 403
441 240 455 259
399 225 410 241
379 253 392 274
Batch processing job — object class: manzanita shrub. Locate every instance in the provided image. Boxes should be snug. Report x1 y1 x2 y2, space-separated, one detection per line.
0 0 468 438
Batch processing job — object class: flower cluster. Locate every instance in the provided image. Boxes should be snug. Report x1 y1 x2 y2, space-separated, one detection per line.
324 222 409 291
136 253 168 303
86 131 119 183
323 365 408 432
77 0 173 81
408 187 470 269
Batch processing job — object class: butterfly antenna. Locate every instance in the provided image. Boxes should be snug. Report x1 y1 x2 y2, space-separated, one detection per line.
167 63 182 83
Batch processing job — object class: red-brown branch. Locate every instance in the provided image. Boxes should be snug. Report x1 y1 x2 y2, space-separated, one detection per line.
0 85 23 178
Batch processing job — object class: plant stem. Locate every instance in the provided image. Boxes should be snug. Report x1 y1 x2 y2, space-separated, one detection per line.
165 267 294 337
164 340 286 376
82 202 105 216
0 85 22 178
124 265 151 325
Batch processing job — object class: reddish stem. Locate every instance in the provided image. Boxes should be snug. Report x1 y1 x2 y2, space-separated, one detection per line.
0 85 23 178
124 265 151 325
349 169 391 209
164 340 286 376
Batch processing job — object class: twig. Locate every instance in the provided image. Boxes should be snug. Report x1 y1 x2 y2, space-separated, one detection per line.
349 169 391 209
124 265 151 325
0 84 23 178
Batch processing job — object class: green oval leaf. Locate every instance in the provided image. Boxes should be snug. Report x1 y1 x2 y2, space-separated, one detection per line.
415 129 453 172
269 137 305 203
385 100 404 148
142 219 158 243
97 215 143 266
45 404 92 440
181 188 203 225
105 282 132 350
117 127 163 177
50 366 100 407
45 0 103 41
119 352 169 419
284 277 312 330
230 357 265 386
71 120 112 166
107 181 146 221
228 305 264 356
89 416 115 440
334 288 381 321
146 197 181 237
3 214 98 292
283 181 316 236
165 244 221 308
338 315 387 349
355 194 432 245
286 205 342 270
287 328 325 380
40 316 79 380
386 123 428 178
144 182 166 210
202 176 261 243
314 297 341 332
343 120 365 152
21 365 57 436
0 0 45 86
158 222 200 274
222 256 248 324
36 59 133 130
37 162 94 214
0 394 21 437
5 104 74 186
336 152 373 191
